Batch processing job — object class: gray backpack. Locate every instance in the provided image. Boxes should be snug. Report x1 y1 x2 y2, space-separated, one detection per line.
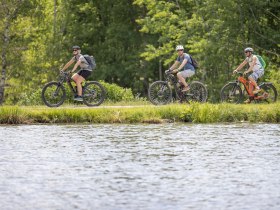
83 54 96 70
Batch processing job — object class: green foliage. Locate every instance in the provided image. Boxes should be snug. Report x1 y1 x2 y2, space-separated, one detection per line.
134 0 280 102
16 80 134 105
99 81 134 102
0 0 279 104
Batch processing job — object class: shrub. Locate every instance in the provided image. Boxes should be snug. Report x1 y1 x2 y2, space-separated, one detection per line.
17 81 134 105
99 81 134 102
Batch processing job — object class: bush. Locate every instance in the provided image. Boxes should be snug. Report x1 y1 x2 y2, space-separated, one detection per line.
17 81 134 105
99 81 134 102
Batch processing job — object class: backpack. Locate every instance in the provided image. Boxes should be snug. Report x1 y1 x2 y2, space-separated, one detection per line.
255 55 266 69
83 54 96 70
190 55 199 69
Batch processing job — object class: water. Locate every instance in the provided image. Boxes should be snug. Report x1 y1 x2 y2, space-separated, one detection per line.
0 123 280 210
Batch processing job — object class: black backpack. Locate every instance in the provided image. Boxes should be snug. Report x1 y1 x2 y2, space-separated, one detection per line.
83 54 96 70
190 55 199 69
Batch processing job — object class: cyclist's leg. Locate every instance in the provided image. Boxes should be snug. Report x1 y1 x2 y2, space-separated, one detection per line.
72 70 91 96
249 70 264 94
72 74 85 97
177 69 195 91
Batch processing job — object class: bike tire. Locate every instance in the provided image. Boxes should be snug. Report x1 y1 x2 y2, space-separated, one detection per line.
148 81 172 105
185 81 208 103
82 81 106 106
41 82 66 107
220 83 243 103
258 83 278 103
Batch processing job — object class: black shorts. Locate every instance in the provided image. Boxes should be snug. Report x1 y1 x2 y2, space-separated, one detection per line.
77 69 92 79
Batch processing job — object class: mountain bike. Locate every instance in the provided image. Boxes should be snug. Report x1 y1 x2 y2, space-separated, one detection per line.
42 71 106 107
148 70 208 105
220 72 277 103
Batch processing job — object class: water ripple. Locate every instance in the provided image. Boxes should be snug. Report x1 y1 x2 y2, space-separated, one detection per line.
0 123 280 210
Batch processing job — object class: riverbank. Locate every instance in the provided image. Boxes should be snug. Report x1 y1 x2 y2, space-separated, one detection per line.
0 103 279 124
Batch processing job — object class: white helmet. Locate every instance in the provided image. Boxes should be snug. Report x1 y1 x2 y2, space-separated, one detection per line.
176 45 184 51
244 47 253 53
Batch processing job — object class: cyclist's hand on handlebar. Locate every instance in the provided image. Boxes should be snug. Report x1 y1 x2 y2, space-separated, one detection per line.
243 71 249 76
172 69 179 73
165 69 172 74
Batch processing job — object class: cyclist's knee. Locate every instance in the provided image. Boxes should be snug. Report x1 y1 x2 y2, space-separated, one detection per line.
177 72 183 78
248 75 256 82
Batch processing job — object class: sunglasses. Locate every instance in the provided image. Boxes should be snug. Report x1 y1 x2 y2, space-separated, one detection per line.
73 49 78 52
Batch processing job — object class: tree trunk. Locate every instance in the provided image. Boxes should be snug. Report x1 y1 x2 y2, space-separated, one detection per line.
0 22 10 105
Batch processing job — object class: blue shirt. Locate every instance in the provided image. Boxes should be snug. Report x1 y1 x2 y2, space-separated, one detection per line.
176 53 195 71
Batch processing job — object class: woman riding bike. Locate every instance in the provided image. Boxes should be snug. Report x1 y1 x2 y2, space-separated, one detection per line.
60 45 93 101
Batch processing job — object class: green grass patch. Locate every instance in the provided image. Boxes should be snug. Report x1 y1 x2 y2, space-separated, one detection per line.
0 102 280 124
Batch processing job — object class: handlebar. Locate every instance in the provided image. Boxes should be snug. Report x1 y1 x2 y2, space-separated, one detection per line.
233 71 248 77
60 70 71 76
165 69 173 75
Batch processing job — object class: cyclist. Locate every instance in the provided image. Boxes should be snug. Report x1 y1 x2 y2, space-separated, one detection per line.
60 45 93 101
233 47 264 101
168 45 195 92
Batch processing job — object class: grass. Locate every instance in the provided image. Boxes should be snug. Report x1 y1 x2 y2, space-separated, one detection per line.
0 102 280 124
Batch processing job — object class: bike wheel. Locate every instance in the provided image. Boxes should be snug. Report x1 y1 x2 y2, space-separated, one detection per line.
148 81 172 105
185 81 208 103
258 83 278 103
220 83 242 103
83 81 106 106
41 82 66 107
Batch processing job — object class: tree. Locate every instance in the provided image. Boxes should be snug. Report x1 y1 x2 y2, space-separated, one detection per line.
0 0 25 104
134 0 280 101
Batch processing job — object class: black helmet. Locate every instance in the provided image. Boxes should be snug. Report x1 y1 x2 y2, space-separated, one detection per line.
72 45 80 50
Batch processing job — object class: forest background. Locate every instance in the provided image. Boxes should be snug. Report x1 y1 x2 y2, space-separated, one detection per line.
0 0 279 105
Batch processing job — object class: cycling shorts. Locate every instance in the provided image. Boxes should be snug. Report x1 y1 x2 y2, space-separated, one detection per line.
77 69 92 79
249 69 264 81
178 69 195 79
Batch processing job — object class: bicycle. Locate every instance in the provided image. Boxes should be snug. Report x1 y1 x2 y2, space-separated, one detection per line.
148 70 208 105
41 71 106 107
220 72 277 103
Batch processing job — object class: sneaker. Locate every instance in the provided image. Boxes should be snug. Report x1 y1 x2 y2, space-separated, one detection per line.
74 96 83 102
182 86 190 92
253 88 261 94
244 99 251 104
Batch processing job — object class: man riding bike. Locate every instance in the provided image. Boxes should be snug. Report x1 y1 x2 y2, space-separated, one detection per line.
233 47 264 102
60 45 93 101
168 45 195 92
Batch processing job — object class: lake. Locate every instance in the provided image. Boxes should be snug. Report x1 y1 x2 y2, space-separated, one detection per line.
0 123 280 210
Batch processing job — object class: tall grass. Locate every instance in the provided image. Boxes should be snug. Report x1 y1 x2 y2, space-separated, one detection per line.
0 103 279 124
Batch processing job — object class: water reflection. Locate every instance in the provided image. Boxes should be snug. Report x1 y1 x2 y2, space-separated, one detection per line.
0 124 280 210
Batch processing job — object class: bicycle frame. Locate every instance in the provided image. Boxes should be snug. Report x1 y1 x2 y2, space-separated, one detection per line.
165 73 183 100
236 74 267 100
58 72 77 95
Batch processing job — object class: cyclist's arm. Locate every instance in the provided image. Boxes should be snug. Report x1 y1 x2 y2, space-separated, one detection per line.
169 61 180 71
233 59 247 73
178 59 187 71
72 60 82 73
61 59 75 71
